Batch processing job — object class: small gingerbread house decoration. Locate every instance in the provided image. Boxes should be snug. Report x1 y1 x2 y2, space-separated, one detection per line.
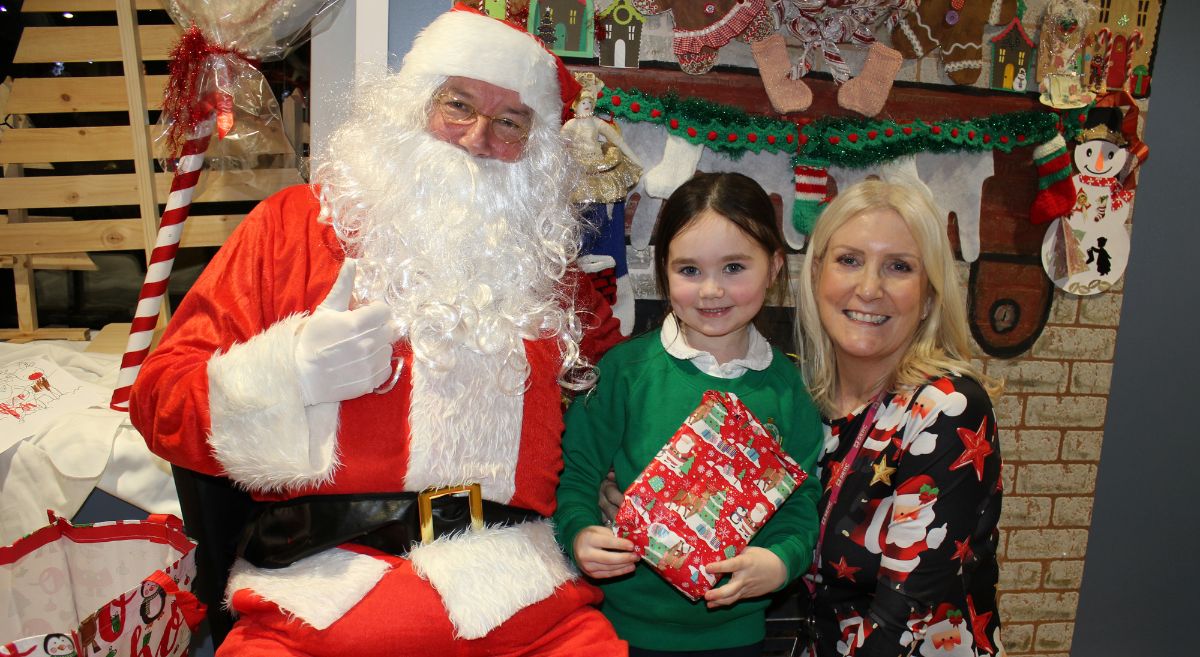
528 0 595 58
990 17 1037 92
1088 0 1163 90
597 0 644 68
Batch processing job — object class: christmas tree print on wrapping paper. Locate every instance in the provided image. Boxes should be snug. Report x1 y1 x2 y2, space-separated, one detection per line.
612 390 809 600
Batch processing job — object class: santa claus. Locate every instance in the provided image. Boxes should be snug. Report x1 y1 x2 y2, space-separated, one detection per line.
848 474 948 583
912 603 975 657
129 5 624 656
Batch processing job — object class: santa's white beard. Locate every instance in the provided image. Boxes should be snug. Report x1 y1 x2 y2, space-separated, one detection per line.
321 128 579 392
886 496 937 548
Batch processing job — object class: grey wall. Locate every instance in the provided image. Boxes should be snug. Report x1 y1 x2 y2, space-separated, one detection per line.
1071 1 1200 653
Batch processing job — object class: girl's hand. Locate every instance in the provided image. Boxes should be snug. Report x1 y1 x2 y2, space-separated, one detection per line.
702 547 787 608
598 470 624 524
573 525 639 579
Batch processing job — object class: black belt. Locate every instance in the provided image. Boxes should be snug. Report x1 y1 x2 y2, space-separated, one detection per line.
238 484 545 569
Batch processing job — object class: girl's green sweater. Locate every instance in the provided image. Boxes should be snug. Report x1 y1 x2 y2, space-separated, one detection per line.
554 329 823 651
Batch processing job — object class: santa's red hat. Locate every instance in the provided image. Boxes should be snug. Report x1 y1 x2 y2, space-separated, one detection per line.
930 602 964 627
399 4 581 127
896 474 939 503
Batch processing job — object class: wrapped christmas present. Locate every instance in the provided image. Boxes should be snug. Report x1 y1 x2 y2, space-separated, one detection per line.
613 390 808 600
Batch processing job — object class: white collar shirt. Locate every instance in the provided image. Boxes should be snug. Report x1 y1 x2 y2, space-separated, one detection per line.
660 313 774 379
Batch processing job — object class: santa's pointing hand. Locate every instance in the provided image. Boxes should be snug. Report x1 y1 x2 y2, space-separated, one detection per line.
295 258 397 405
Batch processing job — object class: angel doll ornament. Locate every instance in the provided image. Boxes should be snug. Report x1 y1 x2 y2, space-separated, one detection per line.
1040 107 1133 295
562 74 643 334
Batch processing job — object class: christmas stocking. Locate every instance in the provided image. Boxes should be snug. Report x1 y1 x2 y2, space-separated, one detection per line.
792 159 830 236
751 34 813 114
837 43 903 117
891 0 1018 85
644 134 705 199
1029 134 1077 225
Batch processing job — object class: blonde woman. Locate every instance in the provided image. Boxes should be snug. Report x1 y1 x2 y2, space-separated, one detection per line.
796 179 1005 656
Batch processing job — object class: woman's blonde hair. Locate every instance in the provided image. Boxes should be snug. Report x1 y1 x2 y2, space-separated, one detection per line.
796 179 1000 417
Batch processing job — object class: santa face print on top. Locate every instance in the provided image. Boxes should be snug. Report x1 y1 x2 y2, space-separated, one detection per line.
848 473 948 582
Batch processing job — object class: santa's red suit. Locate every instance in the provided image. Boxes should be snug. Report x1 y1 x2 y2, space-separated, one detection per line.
129 185 625 656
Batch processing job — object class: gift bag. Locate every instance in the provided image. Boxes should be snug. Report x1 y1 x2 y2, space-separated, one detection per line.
1 512 204 657
613 390 809 600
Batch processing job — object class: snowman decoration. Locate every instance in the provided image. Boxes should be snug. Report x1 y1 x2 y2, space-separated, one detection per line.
1041 107 1135 295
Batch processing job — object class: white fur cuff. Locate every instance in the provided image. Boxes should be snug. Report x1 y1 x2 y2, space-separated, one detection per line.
409 520 576 639
226 549 390 631
207 314 341 493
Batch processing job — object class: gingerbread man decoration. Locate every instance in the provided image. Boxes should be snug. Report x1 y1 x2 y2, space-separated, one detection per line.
890 0 1019 85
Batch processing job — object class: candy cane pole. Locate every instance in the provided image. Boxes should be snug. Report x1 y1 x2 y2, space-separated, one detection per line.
110 115 215 411
1124 30 1143 91
1090 28 1111 91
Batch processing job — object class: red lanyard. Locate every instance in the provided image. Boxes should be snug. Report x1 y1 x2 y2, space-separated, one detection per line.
807 397 883 590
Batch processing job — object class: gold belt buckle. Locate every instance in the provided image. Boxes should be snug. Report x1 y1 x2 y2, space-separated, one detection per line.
418 483 484 544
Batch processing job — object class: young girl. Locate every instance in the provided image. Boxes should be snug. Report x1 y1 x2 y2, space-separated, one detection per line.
555 172 823 657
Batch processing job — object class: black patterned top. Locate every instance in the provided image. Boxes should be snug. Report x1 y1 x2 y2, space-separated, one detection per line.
807 375 1004 657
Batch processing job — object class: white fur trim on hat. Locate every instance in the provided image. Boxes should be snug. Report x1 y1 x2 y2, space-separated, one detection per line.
400 9 563 126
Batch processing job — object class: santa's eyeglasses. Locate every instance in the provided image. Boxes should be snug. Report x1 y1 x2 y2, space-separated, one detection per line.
433 92 531 145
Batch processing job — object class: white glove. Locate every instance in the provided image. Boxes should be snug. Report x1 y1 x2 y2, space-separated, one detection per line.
295 259 395 405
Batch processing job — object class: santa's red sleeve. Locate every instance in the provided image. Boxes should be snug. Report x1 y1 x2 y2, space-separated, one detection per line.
129 185 342 480
565 267 624 365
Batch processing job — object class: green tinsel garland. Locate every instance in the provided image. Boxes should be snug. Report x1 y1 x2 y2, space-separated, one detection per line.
594 87 800 158
794 109 1087 169
595 86 1089 169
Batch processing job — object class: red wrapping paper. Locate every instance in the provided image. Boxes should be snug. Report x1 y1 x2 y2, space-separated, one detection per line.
613 390 809 600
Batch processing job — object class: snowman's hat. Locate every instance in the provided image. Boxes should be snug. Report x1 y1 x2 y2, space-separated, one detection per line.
1078 107 1128 146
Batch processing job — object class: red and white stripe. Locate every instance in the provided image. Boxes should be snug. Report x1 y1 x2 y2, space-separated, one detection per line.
110 115 215 411
795 162 829 204
1124 30 1144 87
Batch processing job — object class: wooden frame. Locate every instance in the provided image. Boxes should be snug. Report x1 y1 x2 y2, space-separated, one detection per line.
0 0 304 344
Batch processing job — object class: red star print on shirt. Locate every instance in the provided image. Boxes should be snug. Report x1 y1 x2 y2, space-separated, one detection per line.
825 459 847 492
949 416 992 481
952 539 973 563
968 595 995 654
831 556 861 582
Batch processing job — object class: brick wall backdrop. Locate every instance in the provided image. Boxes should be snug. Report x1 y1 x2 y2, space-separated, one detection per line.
975 270 1122 656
